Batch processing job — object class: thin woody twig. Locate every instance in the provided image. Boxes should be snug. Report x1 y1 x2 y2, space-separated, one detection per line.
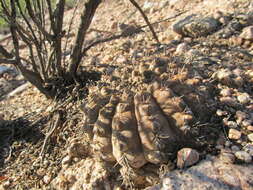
128 0 160 44
40 111 62 160
82 11 186 54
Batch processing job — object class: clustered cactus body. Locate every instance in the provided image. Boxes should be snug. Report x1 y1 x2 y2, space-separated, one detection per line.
81 82 195 168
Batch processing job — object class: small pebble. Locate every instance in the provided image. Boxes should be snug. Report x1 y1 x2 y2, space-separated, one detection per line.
247 125 253 131
216 69 233 85
227 121 238 128
235 151 252 163
243 144 253 156
237 93 250 104
225 141 232 147
239 26 253 40
175 43 189 54
219 16 230 25
216 109 228 116
236 111 247 123
242 120 252 127
228 129 241 140
234 77 244 87
183 37 192 43
220 97 237 107
213 11 223 20
62 155 72 166
215 145 224 150
177 148 199 168
231 36 243 46
233 68 243 76
247 133 253 142
43 175 51 184
231 145 240 152
220 88 232 97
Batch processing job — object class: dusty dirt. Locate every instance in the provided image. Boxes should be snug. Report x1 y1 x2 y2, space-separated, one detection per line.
0 0 253 189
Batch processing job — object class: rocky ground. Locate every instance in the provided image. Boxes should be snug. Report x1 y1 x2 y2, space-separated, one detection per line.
0 0 253 189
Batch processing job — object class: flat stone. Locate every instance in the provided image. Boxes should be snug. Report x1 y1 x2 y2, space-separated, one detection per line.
173 15 220 37
235 151 252 163
177 148 199 168
228 129 241 140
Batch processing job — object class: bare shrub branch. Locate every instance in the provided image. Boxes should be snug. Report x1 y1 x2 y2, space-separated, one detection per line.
128 0 160 44
0 0 160 99
68 0 102 80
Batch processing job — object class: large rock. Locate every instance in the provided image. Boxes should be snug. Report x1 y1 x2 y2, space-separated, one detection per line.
158 156 253 190
173 15 220 37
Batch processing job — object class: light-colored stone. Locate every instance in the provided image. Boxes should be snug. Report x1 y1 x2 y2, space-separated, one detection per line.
242 120 252 127
214 69 233 86
62 155 72 167
220 97 237 107
177 148 199 168
116 55 127 64
226 121 237 128
237 93 251 104
236 111 247 124
228 129 241 140
239 26 253 40
159 156 253 190
220 88 232 97
175 42 189 54
143 1 158 13
235 151 252 163
247 133 253 142
43 175 51 184
247 125 253 131
216 109 227 116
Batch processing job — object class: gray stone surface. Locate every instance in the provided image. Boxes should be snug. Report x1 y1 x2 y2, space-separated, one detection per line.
173 15 220 37
156 156 253 190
